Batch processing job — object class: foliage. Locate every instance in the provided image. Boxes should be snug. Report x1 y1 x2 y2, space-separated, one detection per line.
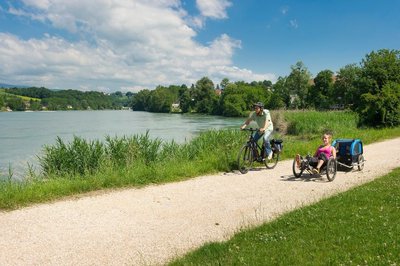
131 85 180 113
5 96 25 111
285 61 312 109
356 49 400 127
219 81 271 116
308 69 335 109
193 77 218 114
2 87 130 111
0 93 4 108
269 77 289 109
334 64 362 108
177 84 192 113
39 136 105 176
131 89 150 111
359 82 400 127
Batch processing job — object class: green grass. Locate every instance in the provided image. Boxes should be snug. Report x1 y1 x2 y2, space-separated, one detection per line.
169 168 400 266
0 110 399 210
0 88 41 102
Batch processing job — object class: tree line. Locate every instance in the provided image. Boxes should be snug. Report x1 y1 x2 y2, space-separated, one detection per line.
1 48 399 127
131 49 400 127
0 87 133 111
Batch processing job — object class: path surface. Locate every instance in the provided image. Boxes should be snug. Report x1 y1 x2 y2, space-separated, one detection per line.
1 138 400 266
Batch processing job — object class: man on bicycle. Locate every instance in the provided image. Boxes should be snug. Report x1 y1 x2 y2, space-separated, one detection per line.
240 102 274 160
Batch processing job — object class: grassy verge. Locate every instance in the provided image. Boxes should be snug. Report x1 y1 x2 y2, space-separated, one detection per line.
170 168 400 265
1 111 399 210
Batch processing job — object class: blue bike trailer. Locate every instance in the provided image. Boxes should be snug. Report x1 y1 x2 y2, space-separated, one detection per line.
332 138 364 170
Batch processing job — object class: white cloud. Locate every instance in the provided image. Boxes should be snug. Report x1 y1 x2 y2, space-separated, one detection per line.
290 19 298 29
281 6 289 15
196 0 232 19
1 0 275 92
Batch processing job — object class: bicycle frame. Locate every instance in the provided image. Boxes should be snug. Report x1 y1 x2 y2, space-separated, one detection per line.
237 128 281 173
245 129 265 160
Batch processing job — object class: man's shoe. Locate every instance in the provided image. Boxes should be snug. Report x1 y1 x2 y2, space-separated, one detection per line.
268 152 273 160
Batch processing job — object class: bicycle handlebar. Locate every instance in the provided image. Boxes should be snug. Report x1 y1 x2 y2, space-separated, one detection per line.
241 127 260 132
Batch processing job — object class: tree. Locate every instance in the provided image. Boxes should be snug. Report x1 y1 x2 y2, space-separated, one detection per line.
147 88 173 113
29 99 42 111
178 85 192 113
222 94 246 116
359 82 400 127
334 64 362 108
308 69 334 109
131 89 150 111
357 49 400 127
361 49 400 92
6 97 25 111
125 91 134 98
220 78 230 90
193 77 217 114
285 61 312 109
113 91 123 97
0 94 4 108
270 77 289 109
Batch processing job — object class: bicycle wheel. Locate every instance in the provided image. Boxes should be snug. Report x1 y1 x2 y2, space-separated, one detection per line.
292 158 304 178
326 158 337 181
237 145 253 174
265 151 279 169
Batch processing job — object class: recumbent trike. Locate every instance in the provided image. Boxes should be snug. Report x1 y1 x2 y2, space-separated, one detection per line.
292 138 364 182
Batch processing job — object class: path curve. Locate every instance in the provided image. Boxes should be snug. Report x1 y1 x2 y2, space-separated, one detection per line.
1 138 400 265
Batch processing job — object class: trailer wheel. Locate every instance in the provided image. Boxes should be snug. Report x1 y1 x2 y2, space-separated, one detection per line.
357 154 365 171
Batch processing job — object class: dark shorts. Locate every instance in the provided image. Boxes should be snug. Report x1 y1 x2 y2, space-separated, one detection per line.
309 153 329 167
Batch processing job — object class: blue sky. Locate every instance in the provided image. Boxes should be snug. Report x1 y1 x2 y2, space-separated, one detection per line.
0 0 399 93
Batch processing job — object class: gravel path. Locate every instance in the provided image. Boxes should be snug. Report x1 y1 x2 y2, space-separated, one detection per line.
1 138 399 266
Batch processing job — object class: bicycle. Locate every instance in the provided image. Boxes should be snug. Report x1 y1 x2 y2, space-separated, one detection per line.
292 154 337 181
237 128 283 174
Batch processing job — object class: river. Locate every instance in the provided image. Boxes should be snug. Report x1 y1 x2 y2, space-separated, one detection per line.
0 110 243 179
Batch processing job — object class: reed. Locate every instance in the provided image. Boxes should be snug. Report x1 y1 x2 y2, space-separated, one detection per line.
38 136 105 176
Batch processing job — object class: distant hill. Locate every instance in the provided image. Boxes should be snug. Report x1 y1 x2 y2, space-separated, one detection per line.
0 83 30 88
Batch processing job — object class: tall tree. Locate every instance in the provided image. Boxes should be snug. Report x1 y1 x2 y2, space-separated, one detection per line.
131 89 150 111
220 78 230 90
308 69 334 109
357 49 400 127
334 64 362 108
178 84 192 113
361 49 400 92
193 77 216 114
270 76 290 109
285 61 312 109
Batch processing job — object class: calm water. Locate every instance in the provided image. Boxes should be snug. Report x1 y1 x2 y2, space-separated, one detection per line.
0 110 242 178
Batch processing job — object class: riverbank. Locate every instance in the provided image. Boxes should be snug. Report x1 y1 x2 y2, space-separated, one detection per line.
1 137 399 265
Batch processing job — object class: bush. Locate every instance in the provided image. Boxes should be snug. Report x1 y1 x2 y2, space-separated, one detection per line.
359 82 400 127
